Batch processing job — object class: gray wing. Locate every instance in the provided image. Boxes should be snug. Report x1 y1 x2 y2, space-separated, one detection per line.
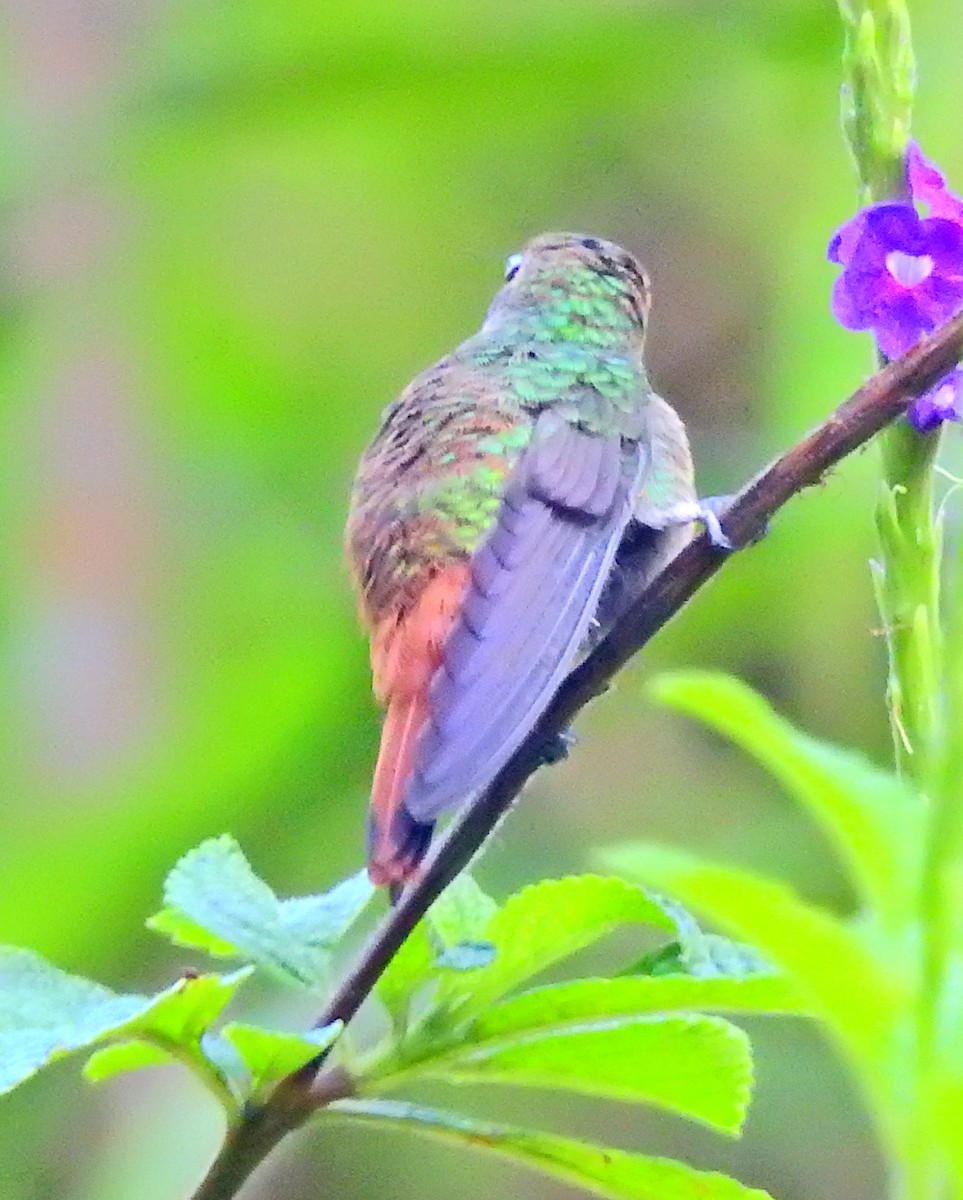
401 411 644 823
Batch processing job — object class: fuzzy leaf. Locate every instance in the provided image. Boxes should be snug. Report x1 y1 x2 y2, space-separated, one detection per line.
375 923 435 1027
378 875 669 1028
83 1040 172 1082
220 1020 342 1092
376 876 497 1024
428 875 497 971
331 1100 773 1199
424 1013 752 1135
428 875 498 948
433 876 674 1019
466 972 808 1047
148 909 238 957
0 947 248 1105
632 896 776 979
149 836 373 987
602 843 901 1080
649 671 923 923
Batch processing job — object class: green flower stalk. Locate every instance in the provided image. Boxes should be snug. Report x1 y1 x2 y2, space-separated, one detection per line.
833 4 963 1198
836 0 941 788
838 0 915 204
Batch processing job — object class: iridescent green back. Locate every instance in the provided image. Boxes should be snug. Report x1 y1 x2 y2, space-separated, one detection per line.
346 233 691 628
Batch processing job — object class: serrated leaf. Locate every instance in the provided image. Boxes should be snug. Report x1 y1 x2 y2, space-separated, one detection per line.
602 843 902 1081
432 876 674 1021
376 878 498 1022
375 923 435 1027
649 671 923 924
99 969 252 1110
466 973 808 1047
0 947 248 1110
428 875 498 949
418 1014 751 1135
635 896 775 979
373 970 802 1087
331 1100 773 1200
428 875 497 971
123 971 248 1046
84 1040 172 1082
221 1020 341 1092
147 909 238 957
150 836 374 988
628 936 773 979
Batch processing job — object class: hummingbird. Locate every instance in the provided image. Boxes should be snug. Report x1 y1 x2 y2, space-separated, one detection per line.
346 232 726 888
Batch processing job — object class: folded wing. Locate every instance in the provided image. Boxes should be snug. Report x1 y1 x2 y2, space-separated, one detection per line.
402 411 644 823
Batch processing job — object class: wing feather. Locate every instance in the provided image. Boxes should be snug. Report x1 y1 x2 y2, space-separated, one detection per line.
402 413 644 823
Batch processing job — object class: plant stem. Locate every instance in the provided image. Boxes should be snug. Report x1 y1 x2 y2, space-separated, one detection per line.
875 407 942 784
912 520 960 1094
190 1112 291 1200
191 1066 355 1199
834 6 954 1195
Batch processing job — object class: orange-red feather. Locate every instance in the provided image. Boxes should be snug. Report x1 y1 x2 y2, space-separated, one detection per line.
366 563 470 885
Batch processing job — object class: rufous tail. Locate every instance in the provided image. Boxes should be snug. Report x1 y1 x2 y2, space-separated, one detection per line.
367 692 434 887
364 564 470 887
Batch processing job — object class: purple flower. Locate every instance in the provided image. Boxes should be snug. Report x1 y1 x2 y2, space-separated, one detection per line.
829 203 963 358
909 367 963 433
829 141 963 432
907 142 963 224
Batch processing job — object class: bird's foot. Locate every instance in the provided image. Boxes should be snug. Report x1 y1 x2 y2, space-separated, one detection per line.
696 496 734 550
700 494 768 548
648 497 733 550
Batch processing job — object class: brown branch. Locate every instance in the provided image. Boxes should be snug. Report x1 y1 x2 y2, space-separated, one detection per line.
189 311 963 1200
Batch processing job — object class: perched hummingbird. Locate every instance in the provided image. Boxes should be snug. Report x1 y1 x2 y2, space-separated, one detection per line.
347 232 725 888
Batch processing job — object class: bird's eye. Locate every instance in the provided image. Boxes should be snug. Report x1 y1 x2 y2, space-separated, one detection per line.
504 252 523 282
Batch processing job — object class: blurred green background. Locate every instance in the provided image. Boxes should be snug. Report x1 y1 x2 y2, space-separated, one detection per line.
3 1 962 1196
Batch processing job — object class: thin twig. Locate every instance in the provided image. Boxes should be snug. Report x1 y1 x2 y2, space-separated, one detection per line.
188 312 963 1200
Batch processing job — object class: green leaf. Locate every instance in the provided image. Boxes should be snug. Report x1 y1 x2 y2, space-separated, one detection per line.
375 923 435 1028
0 947 248 1111
466 972 808 1047
648 671 923 924
427 874 498 948
601 843 902 1082
632 895 776 979
220 1020 342 1093
148 909 238 957
0 948 152 1096
331 1100 773 1199
428 875 497 971
376 876 498 1026
83 1040 172 1083
97 969 252 1110
417 1014 751 1136
149 836 374 987
378 875 668 1028
432 876 674 1020
636 933 774 980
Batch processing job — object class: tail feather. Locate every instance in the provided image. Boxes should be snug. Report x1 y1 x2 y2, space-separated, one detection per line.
367 693 434 886
365 564 470 887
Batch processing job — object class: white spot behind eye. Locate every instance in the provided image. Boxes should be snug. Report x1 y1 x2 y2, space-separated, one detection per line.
504 252 523 281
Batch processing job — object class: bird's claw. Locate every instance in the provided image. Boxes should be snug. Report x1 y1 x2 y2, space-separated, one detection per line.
698 494 744 549
697 501 732 550
700 494 769 549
